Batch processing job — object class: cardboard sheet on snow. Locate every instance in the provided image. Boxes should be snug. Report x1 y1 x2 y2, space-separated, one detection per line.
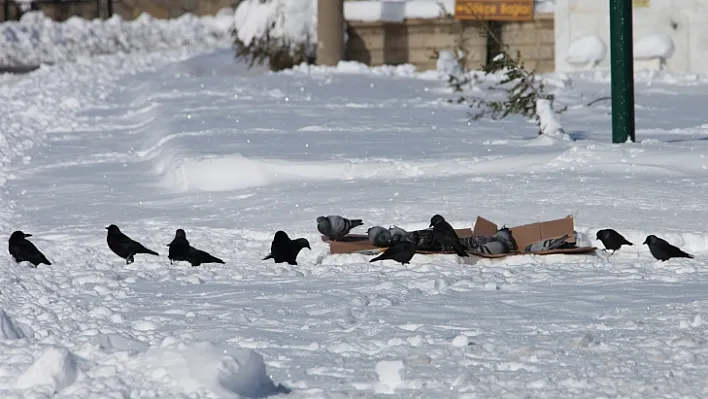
322 215 597 258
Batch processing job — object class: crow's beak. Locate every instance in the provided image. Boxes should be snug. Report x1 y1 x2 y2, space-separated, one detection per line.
428 222 434 227
642 240 647 245
105 227 109 230
24 233 32 238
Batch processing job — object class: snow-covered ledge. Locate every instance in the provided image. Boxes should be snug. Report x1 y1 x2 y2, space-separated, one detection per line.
555 0 708 73
344 0 555 22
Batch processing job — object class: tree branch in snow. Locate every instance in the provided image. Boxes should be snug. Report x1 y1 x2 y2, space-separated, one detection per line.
467 23 569 137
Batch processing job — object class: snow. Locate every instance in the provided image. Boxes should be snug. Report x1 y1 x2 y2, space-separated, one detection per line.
535 98 568 140
2 46 708 398
232 0 317 52
634 33 676 60
565 35 607 68
0 9 235 67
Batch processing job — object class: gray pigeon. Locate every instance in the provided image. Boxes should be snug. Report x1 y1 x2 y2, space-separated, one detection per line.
369 232 418 265
643 235 694 261
368 226 392 247
524 234 570 253
478 240 512 255
492 226 517 251
388 225 408 243
317 215 364 241
459 235 495 252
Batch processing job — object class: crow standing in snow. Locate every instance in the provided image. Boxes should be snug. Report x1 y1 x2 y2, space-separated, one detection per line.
263 230 311 266
105 224 159 264
429 214 469 257
643 235 694 261
596 229 633 254
317 215 364 241
167 228 224 267
369 232 419 265
8 231 51 267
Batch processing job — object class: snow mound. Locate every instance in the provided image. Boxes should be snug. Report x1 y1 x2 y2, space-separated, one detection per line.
345 0 454 22
0 309 34 340
634 33 675 60
0 9 234 67
536 98 570 140
375 360 405 394
233 0 317 52
565 35 607 68
288 60 419 77
436 50 466 80
15 346 79 393
143 339 290 398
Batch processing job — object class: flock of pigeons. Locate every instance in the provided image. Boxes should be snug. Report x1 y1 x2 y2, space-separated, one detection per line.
5 216 696 269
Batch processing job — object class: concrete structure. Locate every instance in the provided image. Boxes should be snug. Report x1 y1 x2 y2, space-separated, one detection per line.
345 14 555 72
317 0 345 66
555 0 708 73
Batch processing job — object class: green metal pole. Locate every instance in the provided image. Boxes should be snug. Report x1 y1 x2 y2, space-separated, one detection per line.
609 0 636 143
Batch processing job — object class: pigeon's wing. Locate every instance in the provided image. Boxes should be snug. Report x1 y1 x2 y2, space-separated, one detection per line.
328 216 348 237
524 235 569 252
480 240 510 255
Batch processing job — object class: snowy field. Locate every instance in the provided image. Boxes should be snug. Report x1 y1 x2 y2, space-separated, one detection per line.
2 46 708 398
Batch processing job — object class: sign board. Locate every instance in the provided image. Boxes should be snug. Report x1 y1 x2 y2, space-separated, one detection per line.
632 0 650 7
455 0 535 22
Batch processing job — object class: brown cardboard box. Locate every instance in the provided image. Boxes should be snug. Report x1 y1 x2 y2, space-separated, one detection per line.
322 215 596 258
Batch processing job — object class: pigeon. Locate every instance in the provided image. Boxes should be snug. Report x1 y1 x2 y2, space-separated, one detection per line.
317 215 364 241
643 235 694 261
369 232 418 265
459 235 495 252
429 214 469 257
263 230 311 266
8 231 51 267
367 226 392 247
388 225 408 243
105 224 159 264
596 229 633 254
492 226 517 251
167 229 224 267
479 240 513 255
525 234 570 253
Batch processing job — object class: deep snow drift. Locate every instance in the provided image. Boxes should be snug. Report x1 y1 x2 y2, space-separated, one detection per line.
0 9 234 67
1 48 708 398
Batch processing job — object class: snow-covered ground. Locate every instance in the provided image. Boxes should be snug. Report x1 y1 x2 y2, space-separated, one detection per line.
0 9 235 67
2 47 708 398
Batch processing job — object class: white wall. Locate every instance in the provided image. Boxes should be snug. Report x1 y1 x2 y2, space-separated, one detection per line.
555 0 708 73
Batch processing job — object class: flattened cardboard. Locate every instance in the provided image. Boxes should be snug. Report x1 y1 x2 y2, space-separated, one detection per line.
472 215 577 251
322 216 596 258
323 228 473 255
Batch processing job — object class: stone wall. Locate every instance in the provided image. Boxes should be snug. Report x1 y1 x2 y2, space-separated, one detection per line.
346 18 488 72
346 14 555 73
499 13 554 73
112 0 236 20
